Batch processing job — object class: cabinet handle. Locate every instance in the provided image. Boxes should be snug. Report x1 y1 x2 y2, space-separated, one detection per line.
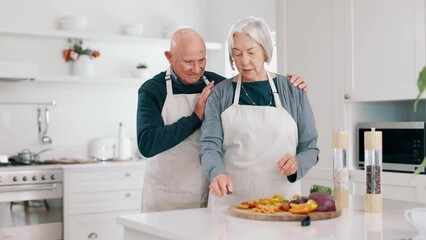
344 94 351 100
345 94 351 100
88 232 98 239
125 192 131 197
125 172 131 177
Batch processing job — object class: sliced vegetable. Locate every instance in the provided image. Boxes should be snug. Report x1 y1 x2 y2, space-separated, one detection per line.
289 195 309 204
289 199 318 214
236 204 250 209
272 194 285 203
258 198 273 205
308 192 336 212
310 184 332 195
279 202 290 211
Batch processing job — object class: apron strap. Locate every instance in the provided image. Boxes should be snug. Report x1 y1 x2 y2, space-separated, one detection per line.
266 72 283 108
202 75 210 85
234 75 243 105
165 68 173 96
165 67 209 96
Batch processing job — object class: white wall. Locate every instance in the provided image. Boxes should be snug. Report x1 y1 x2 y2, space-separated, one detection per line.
0 0 211 159
206 0 277 76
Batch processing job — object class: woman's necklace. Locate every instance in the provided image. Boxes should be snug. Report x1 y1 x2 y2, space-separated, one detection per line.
241 83 272 106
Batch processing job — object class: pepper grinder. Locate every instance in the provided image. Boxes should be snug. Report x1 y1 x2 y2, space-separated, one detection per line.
332 128 349 209
364 128 383 213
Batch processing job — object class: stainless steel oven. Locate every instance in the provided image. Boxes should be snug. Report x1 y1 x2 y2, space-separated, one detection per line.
0 166 63 240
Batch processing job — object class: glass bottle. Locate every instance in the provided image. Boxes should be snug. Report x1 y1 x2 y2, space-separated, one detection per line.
117 122 126 160
332 128 349 208
364 128 383 213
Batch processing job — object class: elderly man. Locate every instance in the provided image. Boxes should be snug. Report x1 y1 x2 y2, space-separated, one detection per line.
137 28 306 212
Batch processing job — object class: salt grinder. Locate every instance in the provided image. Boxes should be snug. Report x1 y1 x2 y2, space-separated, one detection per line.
332 129 349 209
364 128 383 213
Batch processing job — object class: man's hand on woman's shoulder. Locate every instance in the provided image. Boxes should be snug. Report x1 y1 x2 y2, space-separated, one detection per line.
287 73 308 92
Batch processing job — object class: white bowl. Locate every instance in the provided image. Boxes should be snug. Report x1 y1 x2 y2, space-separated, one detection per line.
57 16 87 31
121 24 144 36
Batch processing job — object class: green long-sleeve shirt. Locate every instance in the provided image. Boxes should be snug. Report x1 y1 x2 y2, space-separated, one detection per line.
136 70 226 158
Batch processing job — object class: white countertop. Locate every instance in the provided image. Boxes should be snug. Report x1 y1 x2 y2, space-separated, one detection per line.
117 196 425 240
61 159 146 170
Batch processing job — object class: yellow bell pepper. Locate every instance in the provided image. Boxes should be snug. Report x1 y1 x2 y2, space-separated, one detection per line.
289 199 318 214
272 194 285 203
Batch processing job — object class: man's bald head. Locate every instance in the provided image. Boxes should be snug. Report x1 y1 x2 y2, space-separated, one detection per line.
164 28 207 85
169 28 205 53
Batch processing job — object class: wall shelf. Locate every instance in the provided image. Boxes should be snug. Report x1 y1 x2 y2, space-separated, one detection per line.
36 75 146 86
0 28 223 50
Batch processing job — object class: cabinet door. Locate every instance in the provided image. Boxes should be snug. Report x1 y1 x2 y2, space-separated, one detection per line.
68 189 141 214
349 170 425 202
344 0 425 102
66 167 144 193
65 165 144 214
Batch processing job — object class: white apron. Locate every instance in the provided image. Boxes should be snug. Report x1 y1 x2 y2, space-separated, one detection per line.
142 68 210 212
208 73 301 207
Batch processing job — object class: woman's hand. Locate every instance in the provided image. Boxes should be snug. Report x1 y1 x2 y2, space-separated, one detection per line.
287 73 308 92
209 173 233 197
277 154 298 176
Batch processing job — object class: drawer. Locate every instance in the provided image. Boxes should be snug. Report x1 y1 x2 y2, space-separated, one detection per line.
66 168 145 193
68 189 141 215
67 211 138 240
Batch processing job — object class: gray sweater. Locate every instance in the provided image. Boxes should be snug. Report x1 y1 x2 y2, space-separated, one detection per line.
199 74 319 182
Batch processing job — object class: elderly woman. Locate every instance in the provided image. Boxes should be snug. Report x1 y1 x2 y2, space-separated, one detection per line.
199 16 319 206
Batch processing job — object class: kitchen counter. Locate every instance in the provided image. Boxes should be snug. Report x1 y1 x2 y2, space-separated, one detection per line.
61 159 146 170
117 196 425 240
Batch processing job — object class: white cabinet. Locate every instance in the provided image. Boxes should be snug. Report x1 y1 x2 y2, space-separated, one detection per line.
301 167 426 203
63 162 145 240
343 0 425 102
349 169 426 203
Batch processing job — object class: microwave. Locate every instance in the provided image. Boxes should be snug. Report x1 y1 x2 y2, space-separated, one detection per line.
357 122 426 174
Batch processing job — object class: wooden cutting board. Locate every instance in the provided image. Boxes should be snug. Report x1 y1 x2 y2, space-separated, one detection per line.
45 158 98 164
228 206 342 221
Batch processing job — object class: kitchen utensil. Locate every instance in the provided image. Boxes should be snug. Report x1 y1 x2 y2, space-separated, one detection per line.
15 148 53 164
42 108 52 144
301 216 311 226
332 129 349 209
37 107 42 134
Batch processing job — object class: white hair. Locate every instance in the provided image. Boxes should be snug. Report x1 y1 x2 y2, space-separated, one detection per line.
227 16 273 70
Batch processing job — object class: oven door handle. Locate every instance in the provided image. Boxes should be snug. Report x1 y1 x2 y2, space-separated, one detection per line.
0 184 59 193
